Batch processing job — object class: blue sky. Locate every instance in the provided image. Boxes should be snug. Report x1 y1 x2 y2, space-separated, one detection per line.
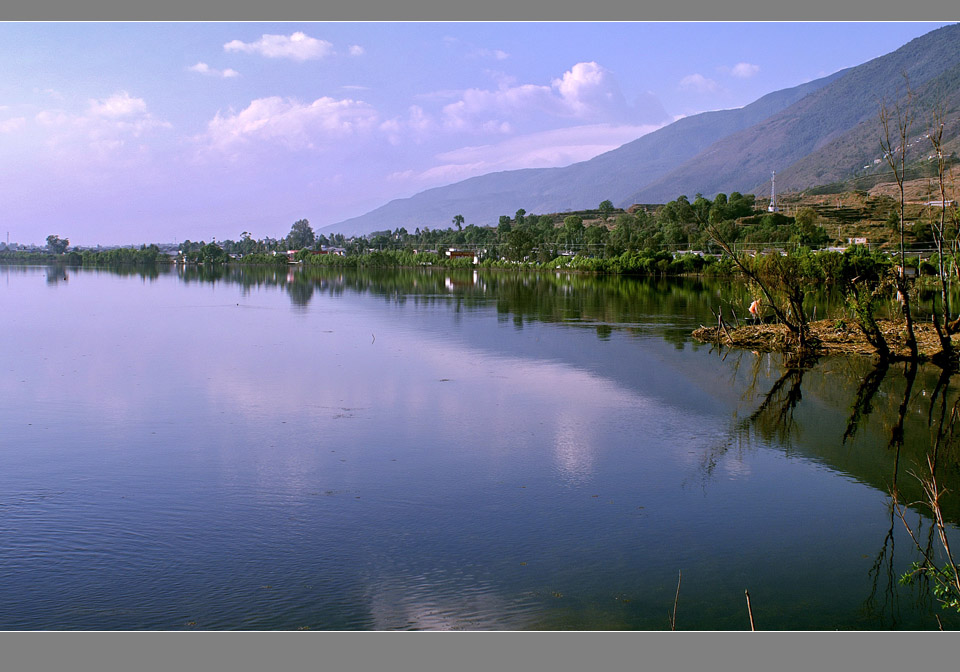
0 22 951 246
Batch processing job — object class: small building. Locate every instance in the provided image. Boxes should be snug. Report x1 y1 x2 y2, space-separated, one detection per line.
446 248 478 264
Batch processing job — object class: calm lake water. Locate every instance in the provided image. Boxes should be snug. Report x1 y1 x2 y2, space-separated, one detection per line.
2 263 959 630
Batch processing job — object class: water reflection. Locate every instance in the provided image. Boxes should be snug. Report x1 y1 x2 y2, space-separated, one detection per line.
7 262 960 629
65 262 769 343
723 353 960 628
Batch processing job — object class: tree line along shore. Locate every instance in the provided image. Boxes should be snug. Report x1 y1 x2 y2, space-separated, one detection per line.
4 183 959 364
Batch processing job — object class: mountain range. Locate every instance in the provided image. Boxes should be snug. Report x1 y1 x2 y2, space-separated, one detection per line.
326 23 960 237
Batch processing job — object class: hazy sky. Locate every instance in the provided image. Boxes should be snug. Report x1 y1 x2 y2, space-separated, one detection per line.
0 22 951 246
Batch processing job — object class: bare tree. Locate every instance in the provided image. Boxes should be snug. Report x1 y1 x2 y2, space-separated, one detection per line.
926 97 954 360
703 219 810 349
879 79 918 360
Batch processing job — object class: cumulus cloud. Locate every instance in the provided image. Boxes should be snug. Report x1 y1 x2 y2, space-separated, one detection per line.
730 62 760 78
552 62 633 118
390 122 664 188
348 45 365 56
203 95 379 153
32 87 64 100
472 48 509 60
188 62 240 78
26 92 170 165
88 91 148 118
679 73 720 93
440 61 667 133
0 117 26 133
224 32 334 61
380 105 435 145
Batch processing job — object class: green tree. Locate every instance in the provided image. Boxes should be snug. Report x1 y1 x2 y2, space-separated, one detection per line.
452 214 464 231
562 216 583 249
793 207 828 247
505 229 534 261
46 235 69 254
287 219 315 250
598 200 615 219
199 242 228 264
584 223 607 251
515 209 527 229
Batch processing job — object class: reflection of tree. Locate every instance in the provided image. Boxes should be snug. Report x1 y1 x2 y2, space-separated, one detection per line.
286 280 315 308
890 361 918 489
861 505 905 627
721 354 960 626
741 357 811 444
843 361 889 444
82 263 846 348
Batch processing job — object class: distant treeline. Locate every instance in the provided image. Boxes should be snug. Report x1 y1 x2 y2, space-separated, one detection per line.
0 191 911 279
317 244 920 285
0 245 167 266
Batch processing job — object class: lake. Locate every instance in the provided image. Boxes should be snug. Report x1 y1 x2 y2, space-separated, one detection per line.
2 263 958 630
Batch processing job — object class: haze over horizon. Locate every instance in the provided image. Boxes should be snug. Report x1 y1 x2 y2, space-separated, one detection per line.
0 21 951 247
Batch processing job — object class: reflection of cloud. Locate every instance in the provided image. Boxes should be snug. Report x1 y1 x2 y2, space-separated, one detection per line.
553 416 596 485
367 575 531 630
724 455 751 478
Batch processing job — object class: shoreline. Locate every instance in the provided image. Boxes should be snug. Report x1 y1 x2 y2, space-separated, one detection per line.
692 318 957 361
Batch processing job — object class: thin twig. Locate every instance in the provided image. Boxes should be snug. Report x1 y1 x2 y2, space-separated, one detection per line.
719 309 733 343
671 570 682 631
745 589 756 631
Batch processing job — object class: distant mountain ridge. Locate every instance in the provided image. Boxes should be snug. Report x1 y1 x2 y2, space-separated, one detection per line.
631 23 960 203
326 23 960 237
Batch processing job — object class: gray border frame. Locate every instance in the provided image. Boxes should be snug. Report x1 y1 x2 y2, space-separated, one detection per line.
3 0 960 668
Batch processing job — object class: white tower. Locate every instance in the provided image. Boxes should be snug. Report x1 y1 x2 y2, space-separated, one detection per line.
767 171 779 213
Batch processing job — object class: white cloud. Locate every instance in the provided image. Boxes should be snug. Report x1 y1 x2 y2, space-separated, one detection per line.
730 62 760 78
472 48 509 60
27 93 170 165
380 105 435 145
203 96 379 153
440 62 666 133
32 87 64 100
35 110 69 127
349 45 365 56
88 91 148 118
391 122 664 188
679 73 720 93
188 62 240 78
0 117 26 133
224 32 334 61
552 62 632 119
